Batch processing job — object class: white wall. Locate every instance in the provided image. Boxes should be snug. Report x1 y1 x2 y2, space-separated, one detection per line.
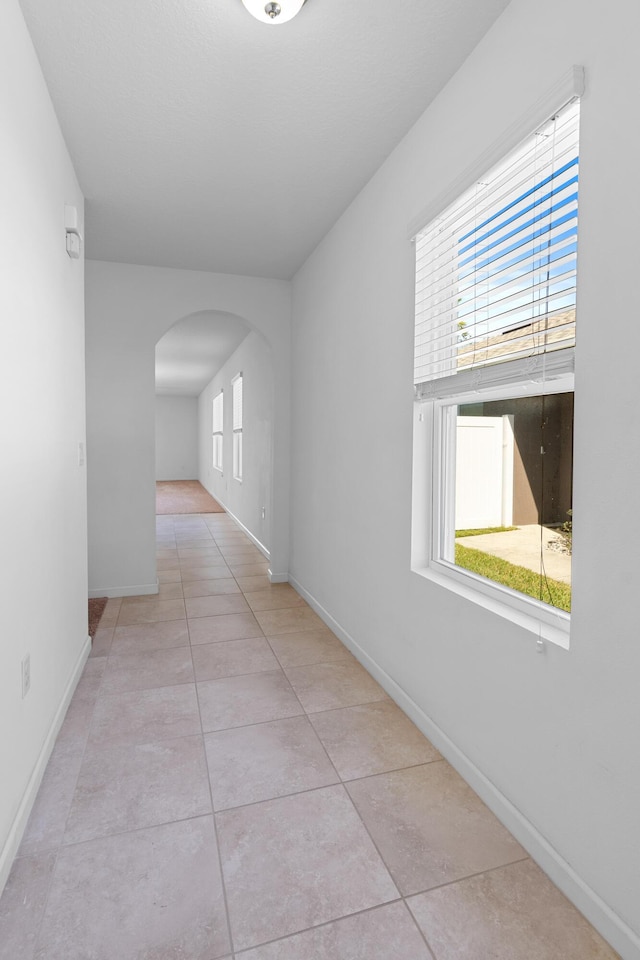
198 332 273 552
289 1 640 956
155 395 198 480
0 0 88 889
85 262 291 596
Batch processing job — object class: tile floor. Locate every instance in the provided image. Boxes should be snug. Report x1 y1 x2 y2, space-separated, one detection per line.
0 512 620 959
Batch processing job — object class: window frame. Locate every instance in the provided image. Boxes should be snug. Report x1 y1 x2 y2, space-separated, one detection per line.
232 373 243 482
409 70 585 650
415 362 574 646
212 390 224 473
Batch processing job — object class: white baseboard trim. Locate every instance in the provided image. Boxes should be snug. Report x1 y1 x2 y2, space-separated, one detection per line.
0 635 91 897
89 581 159 599
200 490 270 561
289 574 640 960
268 570 289 583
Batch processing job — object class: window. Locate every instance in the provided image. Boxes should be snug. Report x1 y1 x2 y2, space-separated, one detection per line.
212 390 224 472
413 99 579 640
232 373 243 481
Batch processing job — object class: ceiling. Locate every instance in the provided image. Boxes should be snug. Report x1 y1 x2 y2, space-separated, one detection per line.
155 312 251 395
20 0 510 281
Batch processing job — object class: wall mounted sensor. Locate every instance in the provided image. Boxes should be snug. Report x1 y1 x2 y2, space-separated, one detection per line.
64 204 82 259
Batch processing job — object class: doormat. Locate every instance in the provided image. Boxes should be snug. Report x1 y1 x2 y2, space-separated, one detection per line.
88 597 108 638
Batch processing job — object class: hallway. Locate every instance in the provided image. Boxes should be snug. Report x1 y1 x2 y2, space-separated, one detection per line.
0 512 618 959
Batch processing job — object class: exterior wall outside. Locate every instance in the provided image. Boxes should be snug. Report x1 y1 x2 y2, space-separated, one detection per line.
85 261 291 595
198 332 273 551
155 395 198 480
0 0 87 887
480 393 574 526
289 0 640 953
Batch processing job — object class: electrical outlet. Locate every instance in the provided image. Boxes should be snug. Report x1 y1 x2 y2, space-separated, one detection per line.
261 507 266 519
21 654 31 698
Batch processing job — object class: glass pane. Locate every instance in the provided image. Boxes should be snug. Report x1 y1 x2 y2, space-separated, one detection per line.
453 392 573 612
233 432 243 480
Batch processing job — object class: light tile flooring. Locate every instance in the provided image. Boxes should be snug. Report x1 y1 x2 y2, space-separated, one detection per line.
0 512 619 959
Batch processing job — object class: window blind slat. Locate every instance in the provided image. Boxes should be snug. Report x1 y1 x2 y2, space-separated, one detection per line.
414 100 580 386
416 193 578 293
415 305 576 374
417 131 580 262
232 375 243 431
416 244 578 317
416 110 580 246
212 391 224 433
212 391 224 470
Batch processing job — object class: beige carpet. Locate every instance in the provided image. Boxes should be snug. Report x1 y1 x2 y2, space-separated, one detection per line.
156 480 225 515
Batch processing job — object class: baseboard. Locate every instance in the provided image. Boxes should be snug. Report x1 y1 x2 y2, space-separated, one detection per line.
0 634 91 897
289 574 640 960
88 581 159 599
268 570 289 583
200 489 270 561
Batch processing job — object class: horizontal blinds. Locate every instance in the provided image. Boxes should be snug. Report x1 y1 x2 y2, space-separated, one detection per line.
414 101 579 386
415 348 574 401
212 391 224 433
232 375 243 431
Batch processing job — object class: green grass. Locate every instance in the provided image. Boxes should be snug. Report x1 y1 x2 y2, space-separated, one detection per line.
455 543 571 612
455 526 518 538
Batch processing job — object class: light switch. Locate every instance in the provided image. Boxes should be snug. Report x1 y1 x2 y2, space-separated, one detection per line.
66 232 81 259
64 204 82 259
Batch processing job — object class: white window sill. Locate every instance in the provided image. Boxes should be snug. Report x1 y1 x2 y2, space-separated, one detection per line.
412 560 570 650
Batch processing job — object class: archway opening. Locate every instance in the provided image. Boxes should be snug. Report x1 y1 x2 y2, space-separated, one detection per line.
154 309 274 558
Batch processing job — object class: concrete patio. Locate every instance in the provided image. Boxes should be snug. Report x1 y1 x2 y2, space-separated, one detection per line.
455 524 572 585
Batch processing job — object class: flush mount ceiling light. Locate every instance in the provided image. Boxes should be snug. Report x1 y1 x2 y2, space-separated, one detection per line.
241 0 307 25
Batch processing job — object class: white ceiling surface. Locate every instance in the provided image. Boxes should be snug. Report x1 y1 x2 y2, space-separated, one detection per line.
155 311 250 395
20 0 510 280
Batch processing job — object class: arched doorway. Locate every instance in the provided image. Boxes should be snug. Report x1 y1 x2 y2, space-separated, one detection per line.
154 310 274 562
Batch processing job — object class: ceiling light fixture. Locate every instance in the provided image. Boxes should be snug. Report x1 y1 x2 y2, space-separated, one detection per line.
241 0 307 25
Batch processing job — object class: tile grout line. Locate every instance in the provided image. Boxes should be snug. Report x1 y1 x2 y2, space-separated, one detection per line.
336 757 445 787
108 639 190 655
197 692 412 737
77 729 209 755
403 854 533 900
155 511 265 957
186 633 236 957
46 812 219 853
92 675 196 701
28 846 62 959
194 562 249 959
209 758 342 816
27 677 108 957
399 858 538 960
402 893 440 959
231 897 408 956
22 632 120 943
191 632 266 646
